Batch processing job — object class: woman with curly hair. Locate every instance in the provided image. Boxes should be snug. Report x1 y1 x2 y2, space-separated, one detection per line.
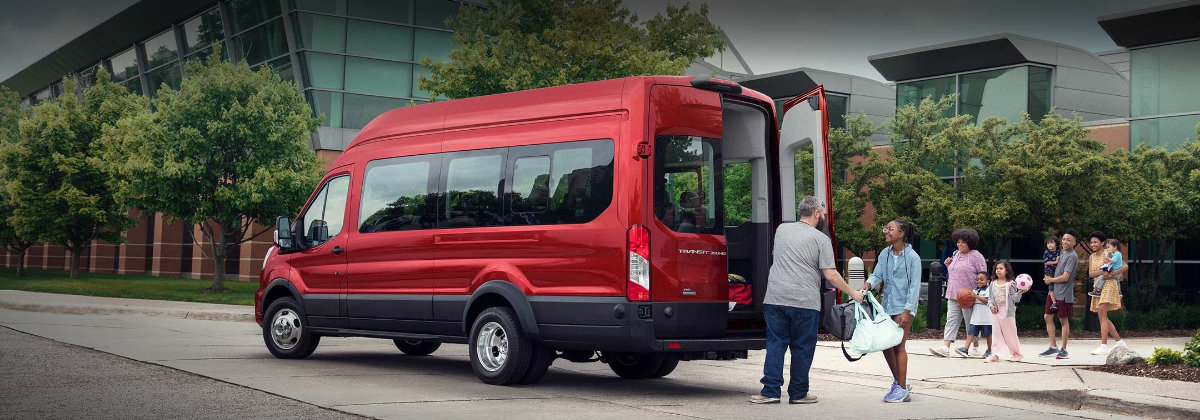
930 228 987 357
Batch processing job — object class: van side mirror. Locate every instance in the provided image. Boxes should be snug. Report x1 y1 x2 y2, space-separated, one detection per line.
275 216 294 249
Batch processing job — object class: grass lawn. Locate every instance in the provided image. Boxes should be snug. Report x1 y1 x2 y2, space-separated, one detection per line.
0 268 256 306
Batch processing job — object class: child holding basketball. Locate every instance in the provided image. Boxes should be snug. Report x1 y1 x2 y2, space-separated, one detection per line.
955 272 992 358
986 261 1028 363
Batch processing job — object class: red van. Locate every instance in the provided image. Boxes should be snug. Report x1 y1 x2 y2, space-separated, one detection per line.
256 76 835 385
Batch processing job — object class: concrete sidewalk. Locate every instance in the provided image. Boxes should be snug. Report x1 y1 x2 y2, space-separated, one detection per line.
815 337 1200 418
0 290 254 322
2 289 1197 418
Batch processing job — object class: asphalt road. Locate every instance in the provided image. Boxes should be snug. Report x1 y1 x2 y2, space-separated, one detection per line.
0 326 362 419
0 308 1127 420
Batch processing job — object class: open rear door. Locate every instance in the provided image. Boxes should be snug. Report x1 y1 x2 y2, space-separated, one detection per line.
777 86 837 250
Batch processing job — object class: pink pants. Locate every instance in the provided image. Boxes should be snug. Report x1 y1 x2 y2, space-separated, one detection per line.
991 311 1021 358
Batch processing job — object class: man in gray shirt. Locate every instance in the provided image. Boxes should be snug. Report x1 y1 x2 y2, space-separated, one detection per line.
1039 231 1078 359
750 196 863 405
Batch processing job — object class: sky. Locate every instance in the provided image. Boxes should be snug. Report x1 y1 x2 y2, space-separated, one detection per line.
0 0 1182 85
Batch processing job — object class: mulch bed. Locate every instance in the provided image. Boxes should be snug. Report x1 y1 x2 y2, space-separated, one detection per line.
819 329 1195 342
1089 364 1200 383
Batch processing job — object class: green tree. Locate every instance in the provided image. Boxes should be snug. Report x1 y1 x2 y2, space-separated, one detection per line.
0 73 143 278
1111 142 1200 309
0 86 36 275
418 0 724 100
101 48 322 291
826 115 877 257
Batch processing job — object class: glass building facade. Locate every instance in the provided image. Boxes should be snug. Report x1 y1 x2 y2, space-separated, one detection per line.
18 0 464 139
1130 39 1200 150
895 65 1052 124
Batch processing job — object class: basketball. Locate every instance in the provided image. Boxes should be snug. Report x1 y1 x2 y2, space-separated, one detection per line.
1014 273 1034 291
956 288 975 308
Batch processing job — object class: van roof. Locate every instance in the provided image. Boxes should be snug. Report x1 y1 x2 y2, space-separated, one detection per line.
346 75 765 151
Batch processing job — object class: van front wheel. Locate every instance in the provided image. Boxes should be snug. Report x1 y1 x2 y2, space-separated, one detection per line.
263 297 320 359
604 352 672 379
469 307 533 385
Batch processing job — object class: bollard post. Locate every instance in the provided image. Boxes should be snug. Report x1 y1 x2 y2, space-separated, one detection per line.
927 261 944 330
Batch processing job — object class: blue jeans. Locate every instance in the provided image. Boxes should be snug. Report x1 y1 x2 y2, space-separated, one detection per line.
760 304 819 400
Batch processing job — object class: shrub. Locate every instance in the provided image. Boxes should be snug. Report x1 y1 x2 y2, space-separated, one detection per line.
1148 347 1184 365
1185 329 1200 355
1184 351 1200 367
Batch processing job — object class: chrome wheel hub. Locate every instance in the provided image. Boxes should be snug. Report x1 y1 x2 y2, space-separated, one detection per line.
475 321 509 372
270 308 302 350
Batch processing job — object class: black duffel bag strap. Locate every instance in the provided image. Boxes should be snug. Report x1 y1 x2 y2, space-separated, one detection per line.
841 340 864 362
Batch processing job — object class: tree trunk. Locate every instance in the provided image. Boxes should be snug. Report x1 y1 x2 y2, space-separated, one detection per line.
69 248 82 279
15 249 25 277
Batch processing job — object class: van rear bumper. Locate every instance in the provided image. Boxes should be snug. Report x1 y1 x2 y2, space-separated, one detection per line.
529 297 765 353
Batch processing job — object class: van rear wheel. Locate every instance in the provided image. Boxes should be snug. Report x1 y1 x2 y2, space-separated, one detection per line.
604 352 671 379
393 339 441 356
469 307 534 385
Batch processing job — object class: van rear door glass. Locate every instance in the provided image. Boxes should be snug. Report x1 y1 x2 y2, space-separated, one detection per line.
654 136 723 235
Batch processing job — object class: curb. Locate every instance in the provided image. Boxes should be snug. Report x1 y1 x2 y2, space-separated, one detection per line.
935 382 1200 419
0 300 254 323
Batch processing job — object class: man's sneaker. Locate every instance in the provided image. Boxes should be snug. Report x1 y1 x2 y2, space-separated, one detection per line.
1114 340 1129 349
929 346 950 357
982 349 992 359
749 395 780 404
954 347 970 357
1056 349 1070 359
884 384 910 403
1090 343 1111 355
1038 347 1060 358
789 395 818 404
969 347 982 357
1088 291 1102 297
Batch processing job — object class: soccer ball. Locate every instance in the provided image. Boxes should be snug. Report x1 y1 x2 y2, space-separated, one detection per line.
956 288 976 308
1014 273 1033 291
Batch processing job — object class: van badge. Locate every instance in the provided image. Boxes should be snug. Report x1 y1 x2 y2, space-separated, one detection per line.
682 289 697 296
679 249 726 256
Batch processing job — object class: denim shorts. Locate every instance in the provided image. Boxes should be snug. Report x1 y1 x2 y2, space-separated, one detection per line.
968 324 992 337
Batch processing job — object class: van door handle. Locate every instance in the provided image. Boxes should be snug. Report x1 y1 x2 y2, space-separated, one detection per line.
331 246 345 255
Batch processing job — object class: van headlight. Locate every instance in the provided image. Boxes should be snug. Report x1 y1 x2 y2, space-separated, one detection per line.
263 246 276 269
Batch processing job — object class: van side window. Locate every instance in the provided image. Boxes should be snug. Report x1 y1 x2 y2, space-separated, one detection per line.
442 151 505 228
505 139 614 226
359 155 438 233
299 175 350 246
510 156 550 213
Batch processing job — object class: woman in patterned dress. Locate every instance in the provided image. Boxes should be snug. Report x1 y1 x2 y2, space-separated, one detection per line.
1086 232 1130 355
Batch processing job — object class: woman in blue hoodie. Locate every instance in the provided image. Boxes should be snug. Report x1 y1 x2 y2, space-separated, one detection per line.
862 219 922 403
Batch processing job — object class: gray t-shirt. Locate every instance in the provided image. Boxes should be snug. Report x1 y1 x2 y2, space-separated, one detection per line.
1052 249 1078 303
764 222 834 311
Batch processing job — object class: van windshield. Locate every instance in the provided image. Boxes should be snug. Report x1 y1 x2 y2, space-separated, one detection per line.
654 135 723 235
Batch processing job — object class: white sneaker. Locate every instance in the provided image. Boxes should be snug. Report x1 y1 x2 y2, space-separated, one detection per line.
1090 344 1111 355
929 346 950 357
969 347 982 357
1114 340 1129 349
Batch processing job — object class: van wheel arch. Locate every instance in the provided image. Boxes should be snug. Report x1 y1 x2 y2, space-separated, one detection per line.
262 278 302 316
462 281 540 340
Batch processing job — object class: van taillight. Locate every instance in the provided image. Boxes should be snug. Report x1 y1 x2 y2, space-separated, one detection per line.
627 225 650 301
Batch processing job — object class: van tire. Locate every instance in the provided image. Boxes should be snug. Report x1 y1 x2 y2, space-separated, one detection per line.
393 339 441 356
651 355 680 378
263 297 320 359
469 307 533 385
604 352 667 379
518 345 555 385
